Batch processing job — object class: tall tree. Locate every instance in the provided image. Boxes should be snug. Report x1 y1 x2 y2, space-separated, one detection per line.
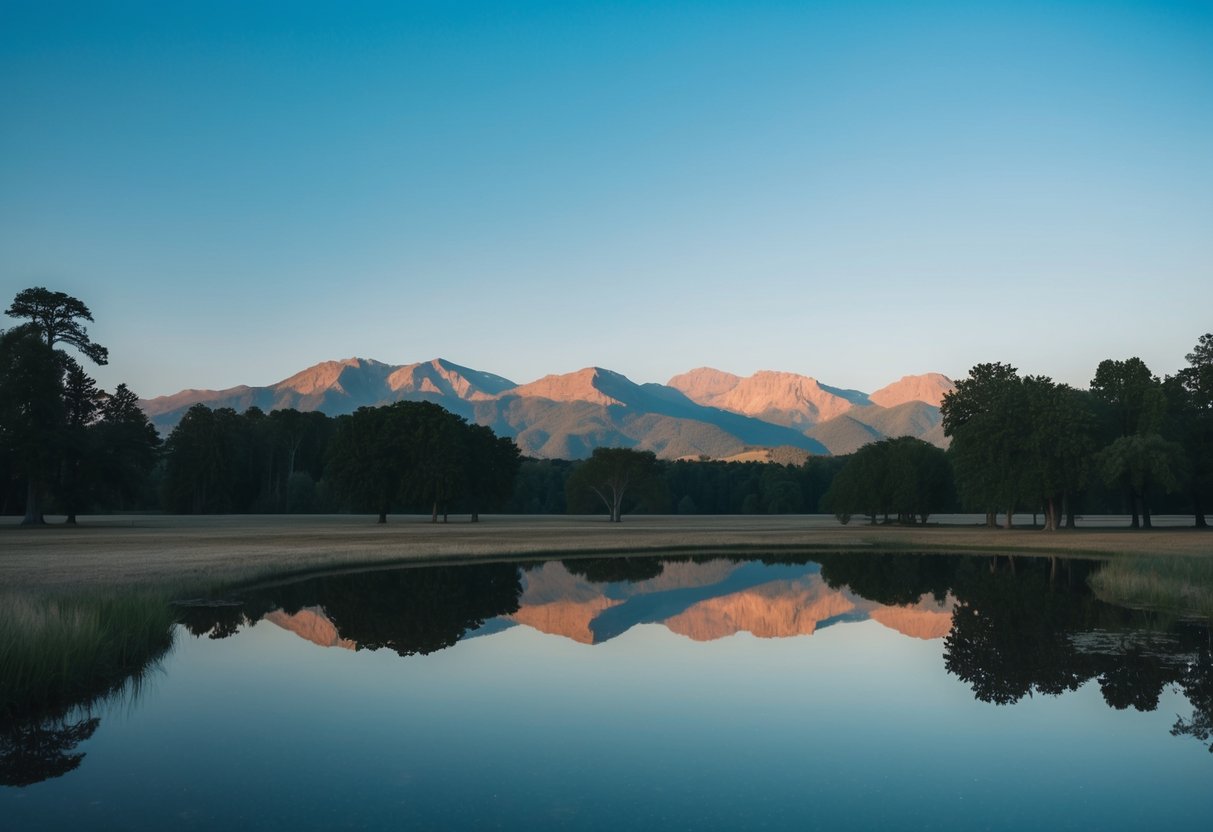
941 363 1028 527
325 403 418 523
91 383 161 511
566 447 661 522
1164 333 1213 527
5 288 108 366
58 360 103 524
4 288 109 524
462 423 522 522
1095 434 1186 529
0 328 64 524
1021 377 1098 531
1090 358 1168 527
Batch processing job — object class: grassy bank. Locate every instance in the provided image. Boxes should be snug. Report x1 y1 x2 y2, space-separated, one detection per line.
0 591 177 719
1090 555 1213 620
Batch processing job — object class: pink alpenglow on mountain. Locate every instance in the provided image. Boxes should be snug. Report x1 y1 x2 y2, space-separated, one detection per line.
504 367 628 406
669 369 870 427
868 373 956 408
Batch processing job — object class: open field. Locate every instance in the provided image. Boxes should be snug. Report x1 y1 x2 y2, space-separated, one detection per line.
2 513 1211 595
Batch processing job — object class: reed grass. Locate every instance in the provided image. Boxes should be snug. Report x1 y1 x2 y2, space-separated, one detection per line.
1089 556 1213 621
0 591 177 719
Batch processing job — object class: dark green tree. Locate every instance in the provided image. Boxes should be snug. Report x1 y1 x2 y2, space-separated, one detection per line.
0 328 65 524
5 287 108 366
462 423 522 522
566 447 662 522
821 437 951 525
1089 357 1168 527
161 405 248 513
58 360 103 524
1164 333 1213 527
90 384 162 511
941 363 1028 528
1095 434 1186 529
325 404 413 523
1021 377 1098 531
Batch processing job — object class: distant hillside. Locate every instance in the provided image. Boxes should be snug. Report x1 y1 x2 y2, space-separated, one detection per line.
142 358 953 460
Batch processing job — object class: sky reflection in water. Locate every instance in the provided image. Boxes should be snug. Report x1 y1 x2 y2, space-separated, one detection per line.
3 554 1211 831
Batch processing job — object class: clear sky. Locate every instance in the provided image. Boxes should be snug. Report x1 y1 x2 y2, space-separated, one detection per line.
2 1 1210 397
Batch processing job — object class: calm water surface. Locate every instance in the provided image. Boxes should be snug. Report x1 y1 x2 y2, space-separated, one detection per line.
3 553 1211 830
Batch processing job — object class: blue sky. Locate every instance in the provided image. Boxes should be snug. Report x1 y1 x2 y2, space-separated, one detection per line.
2 1 1210 397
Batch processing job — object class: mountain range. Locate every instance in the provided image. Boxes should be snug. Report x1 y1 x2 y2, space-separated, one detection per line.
141 357 954 459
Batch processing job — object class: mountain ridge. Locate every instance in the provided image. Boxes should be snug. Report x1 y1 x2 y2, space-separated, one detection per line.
141 357 954 459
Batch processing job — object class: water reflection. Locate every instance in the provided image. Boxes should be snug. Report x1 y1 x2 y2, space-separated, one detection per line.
189 552 1213 755
5 551 1213 791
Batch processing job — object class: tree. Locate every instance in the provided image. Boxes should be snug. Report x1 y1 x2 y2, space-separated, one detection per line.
462 423 522 522
3 288 109 524
1164 333 1213 527
0 328 65 524
325 405 412 523
58 360 103 524
1095 434 1186 529
91 383 161 510
402 402 469 523
941 363 1027 527
566 447 661 522
5 288 108 366
1090 357 1165 438
821 437 952 525
1020 377 1098 531
161 405 249 514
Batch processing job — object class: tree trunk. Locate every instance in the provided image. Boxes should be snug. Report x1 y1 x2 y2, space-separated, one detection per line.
1064 492 1076 529
986 511 997 528
21 478 43 526
1141 496 1152 529
1005 508 1014 529
1192 492 1207 528
431 501 438 523
471 511 479 523
377 511 387 524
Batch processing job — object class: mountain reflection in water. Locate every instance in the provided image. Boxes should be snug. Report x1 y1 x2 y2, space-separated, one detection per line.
176 552 1213 756
5 552 1213 793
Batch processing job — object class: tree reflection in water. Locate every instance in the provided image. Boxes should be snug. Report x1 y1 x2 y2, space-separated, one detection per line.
0 714 99 787
7 552 1212 789
818 551 1213 752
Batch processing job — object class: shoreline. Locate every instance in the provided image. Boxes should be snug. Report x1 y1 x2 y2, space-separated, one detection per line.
3 513 1211 595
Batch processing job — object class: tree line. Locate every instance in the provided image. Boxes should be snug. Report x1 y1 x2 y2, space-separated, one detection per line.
939 343 1212 530
2 287 1209 527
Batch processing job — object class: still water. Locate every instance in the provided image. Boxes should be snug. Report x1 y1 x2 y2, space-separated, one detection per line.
3 553 1211 830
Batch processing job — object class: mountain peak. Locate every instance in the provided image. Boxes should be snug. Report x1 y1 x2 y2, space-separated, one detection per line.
868 373 955 408
667 367 742 402
387 358 516 400
506 367 636 406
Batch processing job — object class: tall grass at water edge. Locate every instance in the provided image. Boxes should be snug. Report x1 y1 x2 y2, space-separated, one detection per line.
1090 556 1213 621
0 592 177 719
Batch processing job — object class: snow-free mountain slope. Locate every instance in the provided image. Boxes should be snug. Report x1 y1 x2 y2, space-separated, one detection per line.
142 357 950 459
868 373 955 408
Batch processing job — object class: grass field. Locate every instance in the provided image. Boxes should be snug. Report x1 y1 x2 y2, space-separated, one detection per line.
2 513 1211 596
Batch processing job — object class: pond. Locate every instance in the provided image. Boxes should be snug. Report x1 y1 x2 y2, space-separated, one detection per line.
3 552 1211 830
